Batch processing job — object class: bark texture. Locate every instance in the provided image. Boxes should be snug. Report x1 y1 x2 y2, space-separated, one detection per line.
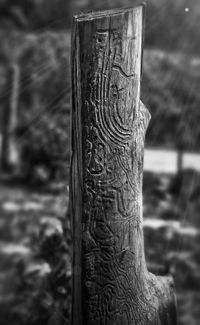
71 6 177 325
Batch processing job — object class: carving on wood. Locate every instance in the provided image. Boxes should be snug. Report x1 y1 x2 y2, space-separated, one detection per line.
71 7 177 325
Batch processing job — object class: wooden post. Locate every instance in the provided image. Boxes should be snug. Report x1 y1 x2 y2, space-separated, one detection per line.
1 63 20 172
71 6 176 325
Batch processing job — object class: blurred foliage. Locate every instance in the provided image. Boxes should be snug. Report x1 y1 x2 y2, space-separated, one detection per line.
142 49 200 151
0 32 71 182
26 215 72 325
0 181 71 325
0 171 200 325
0 0 73 29
1 31 200 181
0 0 200 55
0 0 200 181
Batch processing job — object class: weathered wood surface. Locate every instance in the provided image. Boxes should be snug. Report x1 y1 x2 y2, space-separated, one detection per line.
71 6 176 325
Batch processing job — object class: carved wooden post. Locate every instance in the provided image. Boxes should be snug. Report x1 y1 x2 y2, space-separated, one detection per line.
71 6 176 325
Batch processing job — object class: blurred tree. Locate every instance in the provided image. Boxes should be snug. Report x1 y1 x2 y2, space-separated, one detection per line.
0 0 73 29
0 0 32 28
16 32 71 182
31 0 73 29
1 64 20 172
0 0 200 54
142 49 200 158
0 23 200 180
72 0 200 54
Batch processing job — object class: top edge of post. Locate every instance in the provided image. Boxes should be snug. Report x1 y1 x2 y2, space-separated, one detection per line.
74 3 146 22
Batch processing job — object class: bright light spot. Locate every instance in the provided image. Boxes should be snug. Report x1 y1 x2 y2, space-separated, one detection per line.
184 7 190 12
0 243 31 255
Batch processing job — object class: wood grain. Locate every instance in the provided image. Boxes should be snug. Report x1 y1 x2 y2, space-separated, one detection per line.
71 6 177 325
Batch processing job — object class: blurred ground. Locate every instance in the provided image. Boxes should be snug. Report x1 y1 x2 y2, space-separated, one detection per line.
0 178 71 325
0 165 200 324
143 170 200 325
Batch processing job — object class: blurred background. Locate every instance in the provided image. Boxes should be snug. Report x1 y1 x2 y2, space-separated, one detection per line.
0 0 200 324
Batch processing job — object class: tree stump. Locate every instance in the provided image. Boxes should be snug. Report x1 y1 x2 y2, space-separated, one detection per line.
70 6 177 325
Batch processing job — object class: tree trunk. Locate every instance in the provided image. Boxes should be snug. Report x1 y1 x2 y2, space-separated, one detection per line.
1 64 20 172
177 148 183 174
70 6 177 325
